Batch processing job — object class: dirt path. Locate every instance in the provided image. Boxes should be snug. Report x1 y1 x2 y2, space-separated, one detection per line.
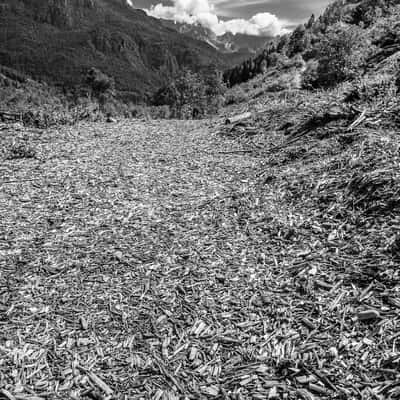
1 119 399 399
0 120 272 399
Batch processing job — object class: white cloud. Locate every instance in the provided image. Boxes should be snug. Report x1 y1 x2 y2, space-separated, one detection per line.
145 0 289 37
126 0 133 6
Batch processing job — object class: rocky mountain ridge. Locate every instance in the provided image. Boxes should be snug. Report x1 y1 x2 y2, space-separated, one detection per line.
161 19 271 61
0 0 228 101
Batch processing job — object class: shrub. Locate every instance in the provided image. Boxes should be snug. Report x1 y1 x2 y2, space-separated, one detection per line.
267 52 290 69
203 69 226 114
152 69 225 119
307 24 367 88
345 75 396 103
290 54 306 69
85 68 115 100
224 87 248 105
302 60 320 89
147 106 171 119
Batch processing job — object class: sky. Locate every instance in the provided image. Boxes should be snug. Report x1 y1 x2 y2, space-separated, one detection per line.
131 0 332 36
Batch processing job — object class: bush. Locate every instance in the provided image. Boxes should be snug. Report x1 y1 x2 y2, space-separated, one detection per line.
147 106 171 119
224 87 248 105
302 60 320 89
152 69 226 119
290 54 306 69
307 24 367 88
345 75 396 103
267 52 290 69
85 68 115 100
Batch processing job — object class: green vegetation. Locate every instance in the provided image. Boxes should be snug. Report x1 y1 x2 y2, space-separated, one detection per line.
85 68 115 101
0 64 226 126
152 69 226 119
0 66 124 126
224 0 400 92
302 24 367 88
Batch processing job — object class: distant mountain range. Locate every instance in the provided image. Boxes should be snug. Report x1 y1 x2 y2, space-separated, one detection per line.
161 20 271 63
0 0 234 101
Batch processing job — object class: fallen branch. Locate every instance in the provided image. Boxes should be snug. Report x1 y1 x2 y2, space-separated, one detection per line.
225 112 252 125
347 109 367 131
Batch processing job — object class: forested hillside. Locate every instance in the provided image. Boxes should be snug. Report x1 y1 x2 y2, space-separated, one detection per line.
224 0 400 88
0 0 227 102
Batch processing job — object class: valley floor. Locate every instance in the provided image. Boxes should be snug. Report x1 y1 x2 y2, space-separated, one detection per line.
0 117 399 399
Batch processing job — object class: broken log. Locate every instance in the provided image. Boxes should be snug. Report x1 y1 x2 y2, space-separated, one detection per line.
0 110 22 122
225 112 252 125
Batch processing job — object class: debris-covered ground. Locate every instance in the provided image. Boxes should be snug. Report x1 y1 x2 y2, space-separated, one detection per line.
0 99 399 400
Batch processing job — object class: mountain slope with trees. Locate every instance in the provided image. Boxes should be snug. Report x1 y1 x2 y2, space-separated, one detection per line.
0 0 228 102
224 0 400 88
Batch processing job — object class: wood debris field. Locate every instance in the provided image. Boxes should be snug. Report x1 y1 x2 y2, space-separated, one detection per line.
0 111 399 399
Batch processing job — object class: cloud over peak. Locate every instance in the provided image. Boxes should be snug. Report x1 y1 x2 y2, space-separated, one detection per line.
145 0 289 37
